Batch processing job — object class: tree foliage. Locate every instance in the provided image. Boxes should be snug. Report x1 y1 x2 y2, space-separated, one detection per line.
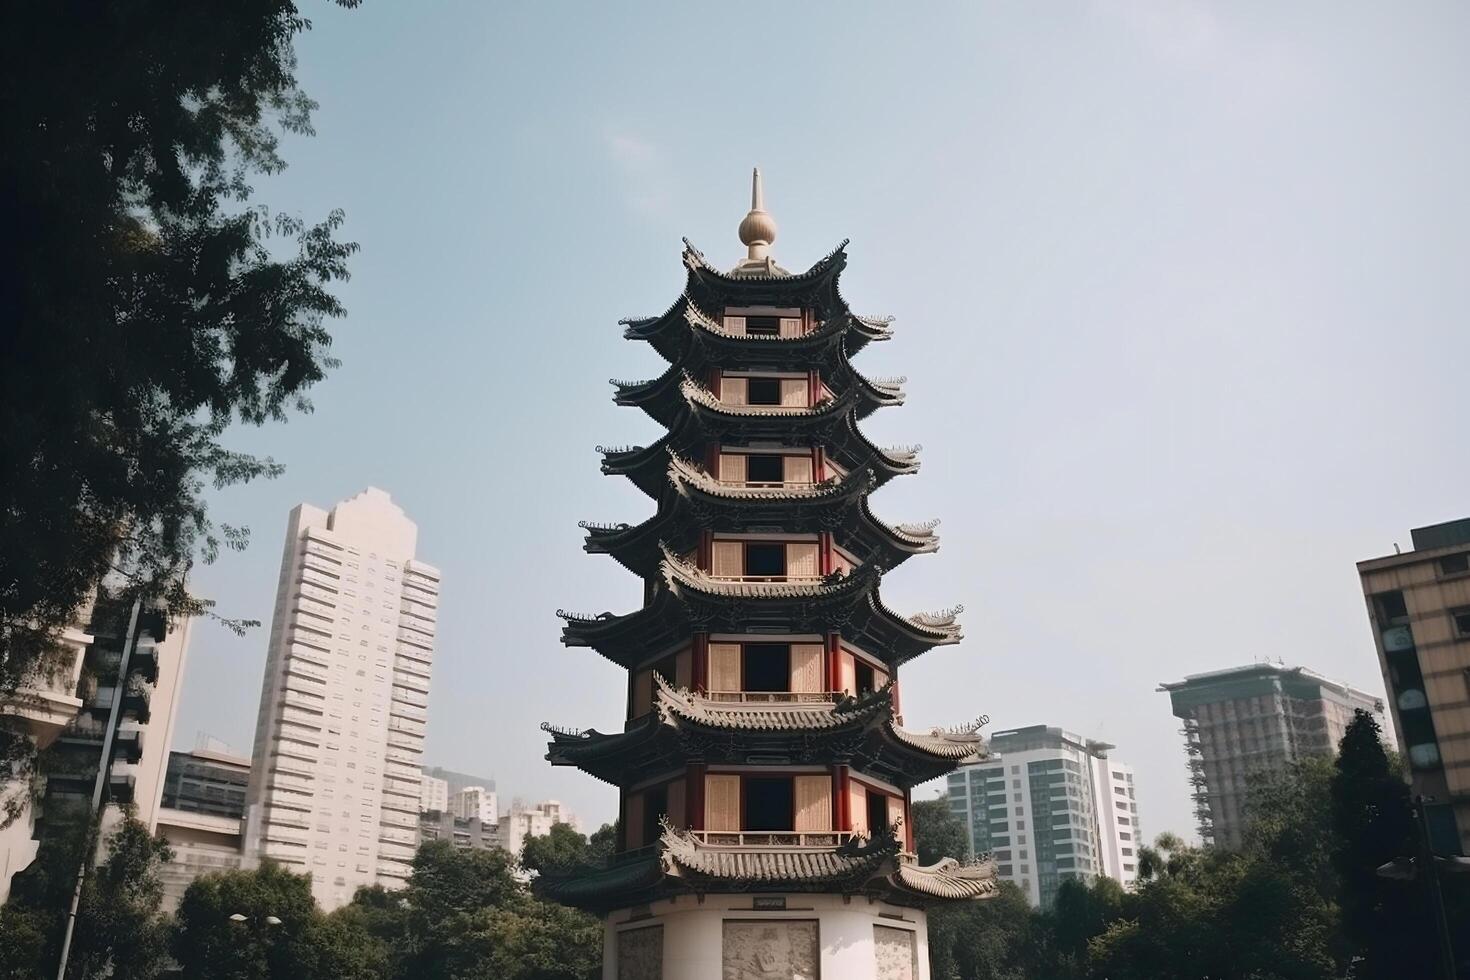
173 860 383 980
337 838 602 980
519 821 616 877
0 1 357 710
2 815 173 980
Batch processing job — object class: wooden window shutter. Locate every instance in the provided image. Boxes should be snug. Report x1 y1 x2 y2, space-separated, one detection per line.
786 542 819 579
783 454 813 485
872 666 889 691
887 795 904 834
790 644 824 694
722 377 747 406
675 648 693 689
718 453 746 484
625 792 646 849
723 315 746 335
705 774 740 831
632 669 654 717
794 775 833 832
708 643 741 693
848 782 868 835
666 780 686 830
839 651 856 696
779 317 803 338
712 541 743 578
779 378 807 407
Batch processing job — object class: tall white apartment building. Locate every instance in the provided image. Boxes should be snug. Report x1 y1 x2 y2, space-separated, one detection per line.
947 726 1140 907
449 786 496 824
243 488 440 910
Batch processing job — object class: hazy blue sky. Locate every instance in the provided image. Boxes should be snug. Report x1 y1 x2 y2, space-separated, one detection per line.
174 1 1470 841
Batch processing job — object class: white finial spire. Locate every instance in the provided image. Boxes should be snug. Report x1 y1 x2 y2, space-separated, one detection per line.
738 166 778 262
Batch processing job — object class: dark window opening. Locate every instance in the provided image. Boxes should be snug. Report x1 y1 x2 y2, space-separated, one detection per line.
653 653 678 687
1441 553 1470 576
747 377 781 405
1375 591 1409 624
643 783 669 846
866 790 889 835
1453 608 1470 637
745 315 780 336
746 454 784 484
744 644 790 692
855 660 876 697
745 543 785 577
745 777 794 831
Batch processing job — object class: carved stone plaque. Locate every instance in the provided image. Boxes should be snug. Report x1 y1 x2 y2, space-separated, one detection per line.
617 924 663 980
722 919 820 980
873 925 918 980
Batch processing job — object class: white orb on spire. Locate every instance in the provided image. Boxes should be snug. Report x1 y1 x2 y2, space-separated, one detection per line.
738 167 777 257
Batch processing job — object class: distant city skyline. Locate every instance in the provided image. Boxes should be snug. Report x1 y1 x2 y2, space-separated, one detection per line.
170 1 1468 841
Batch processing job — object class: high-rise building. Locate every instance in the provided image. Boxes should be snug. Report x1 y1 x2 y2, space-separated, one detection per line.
1160 663 1384 848
160 743 251 819
449 785 496 824
242 488 440 910
418 774 449 813
1358 516 1470 855
540 172 997 979
946 726 1139 907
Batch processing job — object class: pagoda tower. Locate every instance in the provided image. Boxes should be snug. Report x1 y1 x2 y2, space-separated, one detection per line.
544 172 996 980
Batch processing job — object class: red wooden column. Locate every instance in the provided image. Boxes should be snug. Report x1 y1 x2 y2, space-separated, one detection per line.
808 369 821 406
819 532 833 576
692 633 709 694
697 530 712 572
814 446 826 482
687 763 706 831
825 632 841 691
835 765 851 832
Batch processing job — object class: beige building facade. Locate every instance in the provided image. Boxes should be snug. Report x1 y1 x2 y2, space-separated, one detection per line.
1358 516 1470 855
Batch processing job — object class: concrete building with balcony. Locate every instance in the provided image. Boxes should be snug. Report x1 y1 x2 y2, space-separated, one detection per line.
450 785 497 824
1160 663 1384 849
946 726 1139 907
497 798 575 856
418 773 449 813
1 596 193 899
419 809 502 853
154 740 251 910
241 488 440 910
1359 516 1470 855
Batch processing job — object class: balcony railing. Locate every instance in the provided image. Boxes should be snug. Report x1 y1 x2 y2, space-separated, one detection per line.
709 574 823 584
704 690 840 704
691 830 859 848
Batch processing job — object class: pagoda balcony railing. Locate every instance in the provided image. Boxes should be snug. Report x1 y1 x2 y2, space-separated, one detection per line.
691 830 861 848
716 478 819 490
709 573 823 584
704 690 840 704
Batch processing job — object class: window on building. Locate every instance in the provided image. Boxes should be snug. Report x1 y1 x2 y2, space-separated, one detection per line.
745 777 794 831
1375 591 1409 624
744 644 790 692
745 315 780 337
1441 553 1470 576
747 377 782 405
642 782 669 846
745 543 785 577
854 660 876 697
1452 608 1470 638
746 454 784 484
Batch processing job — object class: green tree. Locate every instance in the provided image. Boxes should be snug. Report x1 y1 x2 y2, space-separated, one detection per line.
927 881 1038 980
1330 709 1440 980
911 797 971 865
0 1 358 786
172 861 382 980
520 822 616 876
3 815 173 980
345 840 601 980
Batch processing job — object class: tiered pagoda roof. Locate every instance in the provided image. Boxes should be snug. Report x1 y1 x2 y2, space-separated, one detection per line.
545 676 985 787
539 821 1000 913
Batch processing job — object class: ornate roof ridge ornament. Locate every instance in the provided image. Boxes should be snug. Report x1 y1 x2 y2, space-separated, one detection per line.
729 167 790 279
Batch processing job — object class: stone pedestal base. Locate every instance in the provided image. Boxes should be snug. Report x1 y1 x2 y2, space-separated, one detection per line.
602 892 930 980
